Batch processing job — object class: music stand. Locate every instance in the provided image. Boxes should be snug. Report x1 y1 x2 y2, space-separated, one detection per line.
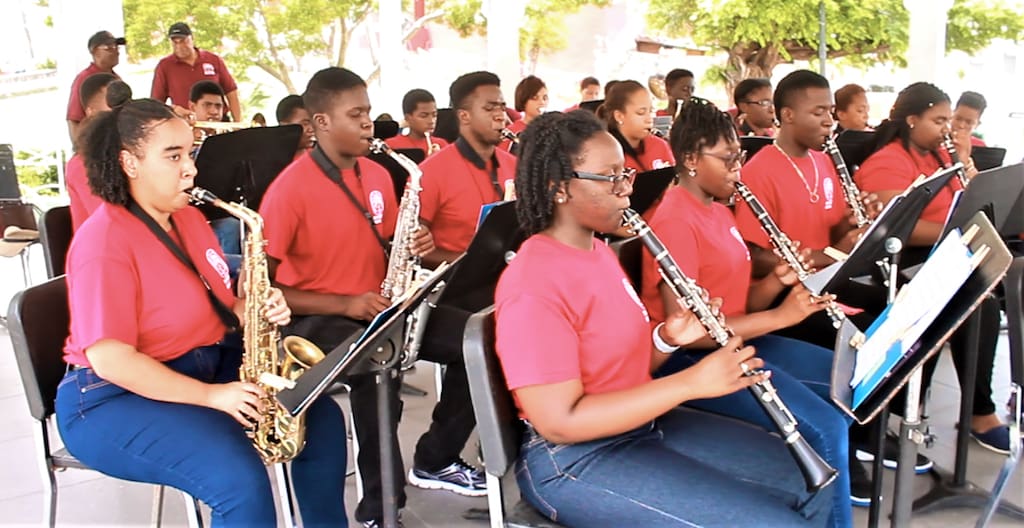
972 146 1007 172
194 125 302 220
740 136 773 161
578 99 603 114
434 108 459 143
943 163 1024 240
629 167 675 218
374 120 400 140
368 148 425 199
836 129 877 169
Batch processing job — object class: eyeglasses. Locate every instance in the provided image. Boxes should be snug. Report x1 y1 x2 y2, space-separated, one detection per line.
742 99 773 108
701 149 747 167
571 168 637 193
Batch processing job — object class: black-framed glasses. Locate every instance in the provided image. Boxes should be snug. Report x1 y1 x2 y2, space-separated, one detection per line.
742 99 773 108
571 168 637 193
700 149 747 167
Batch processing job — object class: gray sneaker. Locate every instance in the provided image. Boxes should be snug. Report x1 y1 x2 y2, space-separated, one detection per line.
407 459 487 497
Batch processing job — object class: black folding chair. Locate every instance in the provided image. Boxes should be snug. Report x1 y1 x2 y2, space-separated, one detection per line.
39 205 71 278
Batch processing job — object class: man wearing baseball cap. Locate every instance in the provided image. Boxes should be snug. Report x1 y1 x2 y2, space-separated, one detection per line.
66 30 124 143
151 22 241 122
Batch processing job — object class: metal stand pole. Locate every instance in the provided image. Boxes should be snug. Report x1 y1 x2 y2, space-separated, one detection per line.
377 367 399 528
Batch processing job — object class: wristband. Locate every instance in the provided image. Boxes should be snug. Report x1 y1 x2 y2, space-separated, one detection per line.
653 322 680 354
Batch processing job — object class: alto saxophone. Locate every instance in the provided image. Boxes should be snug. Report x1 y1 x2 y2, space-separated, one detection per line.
623 209 837 492
734 181 846 328
823 137 870 228
189 187 325 464
369 139 431 368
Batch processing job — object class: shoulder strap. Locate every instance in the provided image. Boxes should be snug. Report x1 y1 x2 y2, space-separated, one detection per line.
311 145 390 256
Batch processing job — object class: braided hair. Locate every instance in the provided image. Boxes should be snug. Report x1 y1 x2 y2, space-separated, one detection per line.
668 98 738 166
515 110 607 235
79 98 177 206
871 82 949 154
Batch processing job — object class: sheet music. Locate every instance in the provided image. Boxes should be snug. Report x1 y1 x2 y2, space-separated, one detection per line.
850 229 979 392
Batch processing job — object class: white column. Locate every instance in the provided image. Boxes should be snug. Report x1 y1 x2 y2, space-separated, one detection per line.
485 0 526 88
378 0 404 117
903 0 954 83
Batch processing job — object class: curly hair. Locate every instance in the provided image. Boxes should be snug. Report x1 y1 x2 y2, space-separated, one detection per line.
79 98 177 206
515 110 607 235
871 82 949 154
668 98 738 166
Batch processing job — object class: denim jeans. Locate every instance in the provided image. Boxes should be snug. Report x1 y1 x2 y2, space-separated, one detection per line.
655 334 852 528
210 217 242 280
517 407 832 527
54 335 348 527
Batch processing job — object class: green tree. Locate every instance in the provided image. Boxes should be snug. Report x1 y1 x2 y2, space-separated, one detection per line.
647 0 1024 98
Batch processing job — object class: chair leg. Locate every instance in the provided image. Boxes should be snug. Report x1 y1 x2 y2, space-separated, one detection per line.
19 248 32 287
273 464 297 528
351 409 363 501
33 425 57 528
486 473 505 528
150 485 166 527
180 491 203 528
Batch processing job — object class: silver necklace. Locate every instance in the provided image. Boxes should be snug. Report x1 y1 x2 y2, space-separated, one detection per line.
773 141 820 203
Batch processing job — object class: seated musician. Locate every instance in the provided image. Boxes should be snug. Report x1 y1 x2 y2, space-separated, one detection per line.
638 100 853 524
596 80 674 173
833 84 872 135
67 73 116 231
276 95 316 157
563 76 600 111
495 109 834 527
499 75 546 151
734 78 777 137
385 89 448 157
855 82 1011 455
419 71 517 268
952 91 988 147
56 98 348 527
655 68 695 118
189 80 228 143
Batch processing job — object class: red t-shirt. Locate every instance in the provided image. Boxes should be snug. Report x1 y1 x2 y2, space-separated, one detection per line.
624 134 675 173
733 145 848 251
384 133 449 158
260 152 398 296
855 140 962 225
66 154 103 232
419 139 517 254
64 204 235 366
151 49 238 108
495 234 653 417
969 136 986 147
642 187 752 320
66 63 118 122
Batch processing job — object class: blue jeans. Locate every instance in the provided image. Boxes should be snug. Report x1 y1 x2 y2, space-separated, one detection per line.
656 334 852 528
517 408 833 527
54 335 348 527
210 217 242 280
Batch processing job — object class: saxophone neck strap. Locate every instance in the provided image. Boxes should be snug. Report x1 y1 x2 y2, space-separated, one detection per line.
311 145 390 257
126 200 240 330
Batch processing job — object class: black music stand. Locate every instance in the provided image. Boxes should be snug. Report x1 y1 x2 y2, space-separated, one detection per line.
368 148 425 200
434 108 459 143
836 129 877 169
276 261 458 528
943 163 1024 240
193 125 302 220
740 136 773 161
374 120 400 140
972 146 1007 172
0 145 19 200
578 99 603 114
629 167 675 218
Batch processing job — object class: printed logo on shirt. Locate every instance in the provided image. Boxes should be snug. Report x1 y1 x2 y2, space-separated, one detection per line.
202 63 216 76
206 248 232 289
621 277 650 323
729 227 751 261
822 177 835 210
368 190 385 224
652 159 672 169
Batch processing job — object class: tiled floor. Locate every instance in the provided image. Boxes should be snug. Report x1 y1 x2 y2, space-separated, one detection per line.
0 253 1020 527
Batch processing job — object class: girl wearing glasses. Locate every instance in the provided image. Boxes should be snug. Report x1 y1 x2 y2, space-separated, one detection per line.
638 100 853 527
493 110 833 527
596 80 675 173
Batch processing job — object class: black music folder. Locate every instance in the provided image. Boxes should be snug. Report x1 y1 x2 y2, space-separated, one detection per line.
434 108 459 143
578 100 603 114
831 212 1012 423
971 145 1007 172
835 129 877 169
194 125 302 219
943 162 1024 239
740 136 773 161
630 167 675 217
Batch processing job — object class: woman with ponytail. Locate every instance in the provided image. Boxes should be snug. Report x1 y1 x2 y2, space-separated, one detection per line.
596 80 674 172
56 98 349 526
495 109 832 527
855 82 1010 455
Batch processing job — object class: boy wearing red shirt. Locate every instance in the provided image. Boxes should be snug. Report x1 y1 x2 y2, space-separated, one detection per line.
385 88 449 157
67 73 116 231
419 71 518 268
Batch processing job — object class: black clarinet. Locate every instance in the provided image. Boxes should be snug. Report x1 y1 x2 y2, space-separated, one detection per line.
622 208 838 493
823 137 870 228
734 181 845 329
941 133 970 187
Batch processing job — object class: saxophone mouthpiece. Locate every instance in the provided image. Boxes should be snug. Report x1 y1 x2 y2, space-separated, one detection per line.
188 186 220 205
368 137 389 155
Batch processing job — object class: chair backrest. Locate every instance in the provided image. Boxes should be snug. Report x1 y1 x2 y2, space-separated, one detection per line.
7 276 70 421
610 235 644 290
0 201 38 232
1006 258 1023 386
462 306 523 478
39 206 72 278
0 144 20 200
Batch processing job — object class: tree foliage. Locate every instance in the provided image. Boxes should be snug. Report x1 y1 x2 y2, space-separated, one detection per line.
647 0 1024 97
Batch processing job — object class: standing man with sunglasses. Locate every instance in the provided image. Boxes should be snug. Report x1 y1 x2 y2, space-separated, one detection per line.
151 22 241 122
67 31 124 143
733 78 777 137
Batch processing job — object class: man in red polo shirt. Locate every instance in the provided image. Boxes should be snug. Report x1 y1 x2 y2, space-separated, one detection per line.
419 71 517 268
151 23 240 122
385 88 448 157
66 31 123 143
